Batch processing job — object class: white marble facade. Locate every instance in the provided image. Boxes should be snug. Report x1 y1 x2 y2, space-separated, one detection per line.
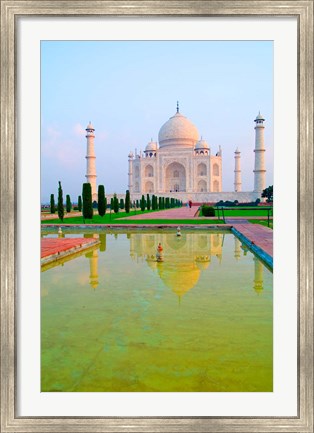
126 106 266 203
128 106 223 198
85 106 266 203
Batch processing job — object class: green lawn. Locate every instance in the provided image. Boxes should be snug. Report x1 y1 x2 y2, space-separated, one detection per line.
42 211 223 225
42 209 156 224
215 207 273 217
248 219 273 229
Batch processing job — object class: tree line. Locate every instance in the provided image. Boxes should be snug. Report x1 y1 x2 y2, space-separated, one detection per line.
49 182 182 221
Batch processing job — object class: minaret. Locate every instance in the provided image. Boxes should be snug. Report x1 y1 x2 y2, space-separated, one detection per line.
234 147 242 192
128 151 134 193
85 121 97 200
253 112 266 193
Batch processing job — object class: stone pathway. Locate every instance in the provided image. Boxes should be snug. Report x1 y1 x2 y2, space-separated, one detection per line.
233 224 272 257
223 216 273 267
120 206 199 220
225 218 250 224
41 238 100 264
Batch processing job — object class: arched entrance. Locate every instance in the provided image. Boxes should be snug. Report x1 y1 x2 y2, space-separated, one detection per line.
165 162 186 192
197 179 207 192
145 181 154 193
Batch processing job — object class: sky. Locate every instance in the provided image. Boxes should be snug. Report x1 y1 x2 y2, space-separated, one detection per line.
41 40 273 203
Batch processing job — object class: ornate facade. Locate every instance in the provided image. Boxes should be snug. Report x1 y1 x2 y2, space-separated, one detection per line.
84 106 267 203
128 104 223 196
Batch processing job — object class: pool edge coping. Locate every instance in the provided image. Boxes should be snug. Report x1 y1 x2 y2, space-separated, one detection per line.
41 239 100 267
231 227 273 271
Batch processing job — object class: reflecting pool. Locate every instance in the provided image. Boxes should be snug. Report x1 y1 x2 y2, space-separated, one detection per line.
41 230 272 392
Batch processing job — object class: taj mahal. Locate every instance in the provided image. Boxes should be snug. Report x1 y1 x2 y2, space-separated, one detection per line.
84 103 267 203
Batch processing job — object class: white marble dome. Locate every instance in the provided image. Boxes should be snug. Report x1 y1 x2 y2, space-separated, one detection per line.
255 112 265 121
145 140 158 152
195 138 209 150
86 121 94 130
158 111 199 148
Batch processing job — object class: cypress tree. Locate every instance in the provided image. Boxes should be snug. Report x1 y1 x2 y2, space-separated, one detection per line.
113 193 119 213
136 199 139 209
82 183 93 219
151 194 155 210
66 194 72 213
140 194 146 211
119 198 125 210
159 196 162 210
57 181 64 221
50 194 55 214
98 185 106 217
146 194 151 211
125 190 131 213
78 195 82 212
165 197 170 209
110 197 114 210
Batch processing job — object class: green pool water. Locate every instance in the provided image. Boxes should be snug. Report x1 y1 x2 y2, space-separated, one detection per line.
41 230 273 392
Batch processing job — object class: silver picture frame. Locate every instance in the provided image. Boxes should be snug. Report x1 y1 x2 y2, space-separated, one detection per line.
0 1 313 432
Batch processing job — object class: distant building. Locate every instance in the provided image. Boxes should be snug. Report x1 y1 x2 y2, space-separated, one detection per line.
85 104 267 203
128 102 222 199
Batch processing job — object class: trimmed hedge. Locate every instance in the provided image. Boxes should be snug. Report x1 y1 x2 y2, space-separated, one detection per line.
201 205 215 217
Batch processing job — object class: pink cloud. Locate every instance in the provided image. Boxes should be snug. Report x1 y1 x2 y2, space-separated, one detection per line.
73 123 85 137
42 124 84 170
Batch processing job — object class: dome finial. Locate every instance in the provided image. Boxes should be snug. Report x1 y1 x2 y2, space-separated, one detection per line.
176 101 179 113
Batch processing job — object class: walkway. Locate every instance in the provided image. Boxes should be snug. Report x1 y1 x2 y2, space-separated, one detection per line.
225 218 250 225
229 222 273 268
41 237 100 265
120 206 199 220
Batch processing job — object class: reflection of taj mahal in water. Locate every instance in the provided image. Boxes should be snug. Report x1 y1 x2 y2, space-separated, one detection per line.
82 232 265 297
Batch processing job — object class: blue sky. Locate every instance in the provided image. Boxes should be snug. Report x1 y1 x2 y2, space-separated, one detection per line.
41 40 273 203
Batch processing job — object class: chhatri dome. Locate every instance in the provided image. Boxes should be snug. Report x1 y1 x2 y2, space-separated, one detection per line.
255 111 265 121
158 102 199 148
195 137 209 150
145 139 158 152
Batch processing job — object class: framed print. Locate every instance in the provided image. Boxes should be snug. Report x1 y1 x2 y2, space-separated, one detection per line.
0 1 313 432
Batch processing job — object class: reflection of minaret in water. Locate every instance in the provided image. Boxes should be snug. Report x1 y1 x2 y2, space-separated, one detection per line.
234 236 241 260
85 234 99 290
253 256 264 294
89 249 99 290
